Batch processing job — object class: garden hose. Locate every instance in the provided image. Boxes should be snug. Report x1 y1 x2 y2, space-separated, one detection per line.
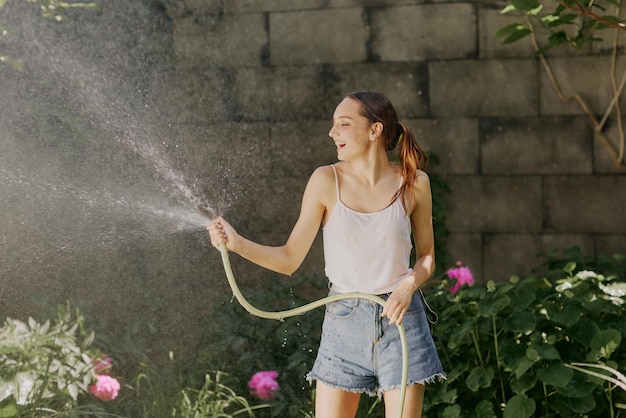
202 207 410 417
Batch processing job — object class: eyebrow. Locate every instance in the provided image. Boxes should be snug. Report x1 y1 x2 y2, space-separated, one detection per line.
333 116 354 121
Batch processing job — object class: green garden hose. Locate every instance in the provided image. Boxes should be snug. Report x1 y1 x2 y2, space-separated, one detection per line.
216 241 410 417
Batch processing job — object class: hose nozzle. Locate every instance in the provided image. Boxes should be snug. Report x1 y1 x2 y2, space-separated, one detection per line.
197 206 218 221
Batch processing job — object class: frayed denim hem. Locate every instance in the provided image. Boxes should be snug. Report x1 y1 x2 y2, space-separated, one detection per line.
305 374 378 397
376 372 447 398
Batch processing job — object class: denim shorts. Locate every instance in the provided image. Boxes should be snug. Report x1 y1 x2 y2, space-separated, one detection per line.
306 289 446 397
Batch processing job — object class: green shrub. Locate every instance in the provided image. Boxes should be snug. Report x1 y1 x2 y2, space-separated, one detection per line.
0 303 112 417
423 263 626 418
0 306 268 418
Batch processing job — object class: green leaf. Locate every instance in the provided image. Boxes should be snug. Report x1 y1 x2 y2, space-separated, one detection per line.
554 393 597 414
448 321 473 350
503 394 536 418
511 0 540 12
515 357 536 379
541 14 561 24
446 362 469 384
504 311 535 333
526 347 539 361
583 297 621 315
587 329 621 360
599 15 626 27
536 343 561 361
0 399 17 418
548 13 579 27
563 261 576 274
500 4 517 14
442 404 462 418
0 396 17 418
508 288 535 311
496 23 528 38
434 385 458 405
510 372 537 394
537 362 574 387
466 366 495 391
0 346 21 355
556 379 596 398
463 286 487 300
479 294 510 317
502 28 532 45
568 316 600 346
473 400 497 418
547 303 582 327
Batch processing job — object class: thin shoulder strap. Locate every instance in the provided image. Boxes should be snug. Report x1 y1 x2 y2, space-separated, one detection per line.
330 164 340 200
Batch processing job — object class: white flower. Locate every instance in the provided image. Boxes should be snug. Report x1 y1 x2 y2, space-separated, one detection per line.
576 270 597 280
555 281 572 293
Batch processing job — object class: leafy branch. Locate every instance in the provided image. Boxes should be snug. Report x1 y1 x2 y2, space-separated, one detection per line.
497 0 626 170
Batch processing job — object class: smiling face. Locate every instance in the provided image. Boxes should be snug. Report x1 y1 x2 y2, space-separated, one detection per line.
328 97 374 160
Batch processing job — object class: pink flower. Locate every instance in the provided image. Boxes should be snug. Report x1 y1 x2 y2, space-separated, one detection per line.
248 370 280 400
89 374 120 401
447 261 475 294
92 353 112 375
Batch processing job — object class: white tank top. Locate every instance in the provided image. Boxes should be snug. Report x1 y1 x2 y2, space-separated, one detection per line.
323 164 413 294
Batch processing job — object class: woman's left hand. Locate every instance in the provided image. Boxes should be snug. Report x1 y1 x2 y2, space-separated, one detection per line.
381 279 416 326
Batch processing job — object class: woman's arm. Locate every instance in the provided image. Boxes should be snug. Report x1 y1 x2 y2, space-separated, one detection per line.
207 166 332 276
381 171 435 325
408 171 436 287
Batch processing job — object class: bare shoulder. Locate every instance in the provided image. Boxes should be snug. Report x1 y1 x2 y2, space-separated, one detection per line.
412 170 432 194
309 164 336 187
304 165 337 203
406 170 432 215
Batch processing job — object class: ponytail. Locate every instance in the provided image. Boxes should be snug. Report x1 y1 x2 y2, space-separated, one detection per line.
396 123 428 206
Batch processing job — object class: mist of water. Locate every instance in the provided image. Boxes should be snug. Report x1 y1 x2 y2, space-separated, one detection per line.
1 2 220 241
0 2 234 343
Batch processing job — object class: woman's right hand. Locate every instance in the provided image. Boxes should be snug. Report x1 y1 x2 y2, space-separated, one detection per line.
207 217 239 252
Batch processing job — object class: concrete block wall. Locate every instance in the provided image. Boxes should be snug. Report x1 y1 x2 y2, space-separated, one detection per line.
165 0 626 283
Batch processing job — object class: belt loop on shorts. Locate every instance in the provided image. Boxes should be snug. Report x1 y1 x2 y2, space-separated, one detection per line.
418 288 439 324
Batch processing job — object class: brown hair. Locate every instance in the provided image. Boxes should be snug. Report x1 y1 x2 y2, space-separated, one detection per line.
346 91 428 202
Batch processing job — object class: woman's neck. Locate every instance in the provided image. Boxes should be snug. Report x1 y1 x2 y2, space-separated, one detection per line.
348 152 393 187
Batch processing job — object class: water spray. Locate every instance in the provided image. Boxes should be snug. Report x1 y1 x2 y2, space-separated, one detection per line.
198 206 409 417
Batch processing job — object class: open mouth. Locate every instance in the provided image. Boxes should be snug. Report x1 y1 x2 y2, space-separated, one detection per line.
335 142 346 150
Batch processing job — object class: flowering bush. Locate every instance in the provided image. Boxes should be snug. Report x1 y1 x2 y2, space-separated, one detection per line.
0 303 118 417
446 261 475 294
423 262 626 417
248 371 280 400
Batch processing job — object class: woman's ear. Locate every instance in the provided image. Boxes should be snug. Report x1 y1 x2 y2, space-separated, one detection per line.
370 122 383 140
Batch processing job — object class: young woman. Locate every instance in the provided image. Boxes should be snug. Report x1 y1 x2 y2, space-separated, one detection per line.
207 91 445 418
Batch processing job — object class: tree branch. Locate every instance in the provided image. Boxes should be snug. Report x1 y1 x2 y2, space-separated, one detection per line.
526 14 626 170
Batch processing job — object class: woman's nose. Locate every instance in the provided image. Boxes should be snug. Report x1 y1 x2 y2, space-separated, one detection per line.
328 126 336 138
